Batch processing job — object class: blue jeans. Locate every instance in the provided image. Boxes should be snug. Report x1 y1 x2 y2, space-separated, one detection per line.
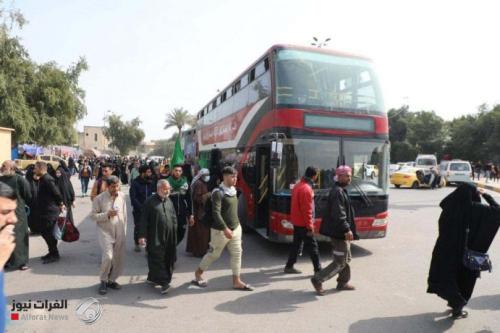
81 177 90 194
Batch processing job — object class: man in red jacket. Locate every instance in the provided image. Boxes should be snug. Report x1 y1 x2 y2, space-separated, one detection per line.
284 166 321 274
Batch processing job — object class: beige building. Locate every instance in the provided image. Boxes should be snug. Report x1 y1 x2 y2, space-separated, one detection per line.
0 127 14 164
78 126 111 151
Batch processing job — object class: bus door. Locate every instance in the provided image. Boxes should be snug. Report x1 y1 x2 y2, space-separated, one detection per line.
255 145 270 228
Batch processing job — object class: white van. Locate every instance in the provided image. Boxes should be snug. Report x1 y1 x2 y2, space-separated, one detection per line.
415 154 437 170
439 160 472 185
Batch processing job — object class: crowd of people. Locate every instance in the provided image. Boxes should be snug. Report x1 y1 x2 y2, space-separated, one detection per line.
472 162 500 182
0 153 499 325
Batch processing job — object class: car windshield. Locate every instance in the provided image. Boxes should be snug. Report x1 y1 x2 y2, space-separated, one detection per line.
450 163 470 171
417 158 436 166
274 49 385 113
275 138 389 195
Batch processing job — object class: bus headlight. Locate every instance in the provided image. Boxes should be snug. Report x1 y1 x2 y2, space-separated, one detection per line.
281 220 294 230
372 218 387 226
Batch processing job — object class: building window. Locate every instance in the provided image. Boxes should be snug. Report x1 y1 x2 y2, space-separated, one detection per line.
94 133 98 142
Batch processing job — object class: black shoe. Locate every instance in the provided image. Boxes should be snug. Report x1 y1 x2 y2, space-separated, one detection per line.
107 281 122 290
284 267 302 274
41 253 51 260
160 284 171 294
42 253 60 264
98 281 107 295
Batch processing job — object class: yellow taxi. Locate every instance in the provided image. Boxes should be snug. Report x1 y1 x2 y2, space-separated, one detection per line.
390 167 444 189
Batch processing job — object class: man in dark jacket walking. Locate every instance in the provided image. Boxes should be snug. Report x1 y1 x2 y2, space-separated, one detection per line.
34 161 65 264
130 165 154 252
312 165 358 295
284 166 322 274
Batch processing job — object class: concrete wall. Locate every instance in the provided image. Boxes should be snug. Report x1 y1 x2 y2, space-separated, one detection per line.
0 128 13 164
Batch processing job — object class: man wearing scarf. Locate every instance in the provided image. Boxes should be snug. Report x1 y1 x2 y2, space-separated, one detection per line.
138 179 177 294
312 165 359 296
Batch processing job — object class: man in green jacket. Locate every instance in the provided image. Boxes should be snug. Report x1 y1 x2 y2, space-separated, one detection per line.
193 166 253 291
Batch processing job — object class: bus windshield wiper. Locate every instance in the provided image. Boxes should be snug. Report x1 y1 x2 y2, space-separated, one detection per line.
350 176 373 207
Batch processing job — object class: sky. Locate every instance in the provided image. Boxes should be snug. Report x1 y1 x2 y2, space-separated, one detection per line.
12 0 500 140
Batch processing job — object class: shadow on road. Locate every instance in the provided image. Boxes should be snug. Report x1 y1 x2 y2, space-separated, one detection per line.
348 311 454 333
214 289 317 314
468 294 500 311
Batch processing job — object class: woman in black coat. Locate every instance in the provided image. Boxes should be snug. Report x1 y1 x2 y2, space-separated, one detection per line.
427 183 500 318
25 165 42 234
54 166 76 224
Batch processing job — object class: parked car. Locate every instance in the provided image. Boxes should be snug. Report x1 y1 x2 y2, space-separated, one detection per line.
439 160 472 185
390 167 444 189
15 155 64 170
364 164 378 179
389 164 401 176
415 154 438 170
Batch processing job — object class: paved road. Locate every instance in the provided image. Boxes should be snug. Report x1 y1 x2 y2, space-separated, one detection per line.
5 180 500 332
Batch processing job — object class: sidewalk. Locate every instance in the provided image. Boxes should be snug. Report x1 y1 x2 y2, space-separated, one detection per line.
474 179 500 193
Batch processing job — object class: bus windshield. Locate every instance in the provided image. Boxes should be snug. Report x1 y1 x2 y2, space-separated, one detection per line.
275 49 384 113
343 139 389 195
275 138 388 195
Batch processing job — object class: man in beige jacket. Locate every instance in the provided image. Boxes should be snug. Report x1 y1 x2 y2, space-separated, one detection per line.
91 176 127 295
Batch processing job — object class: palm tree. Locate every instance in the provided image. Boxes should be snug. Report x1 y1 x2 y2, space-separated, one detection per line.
164 107 194 134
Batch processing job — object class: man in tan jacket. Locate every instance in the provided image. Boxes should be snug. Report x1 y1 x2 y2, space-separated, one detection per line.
91 176 127 295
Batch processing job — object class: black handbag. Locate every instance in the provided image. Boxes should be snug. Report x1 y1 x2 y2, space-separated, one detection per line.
463 227 492 272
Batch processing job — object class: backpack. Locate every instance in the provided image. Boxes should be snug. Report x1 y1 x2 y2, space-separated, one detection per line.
200 188 222 228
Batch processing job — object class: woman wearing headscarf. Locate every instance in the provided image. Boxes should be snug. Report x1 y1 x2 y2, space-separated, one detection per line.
54 166 76 224
427 183 500 318
25 165 42 234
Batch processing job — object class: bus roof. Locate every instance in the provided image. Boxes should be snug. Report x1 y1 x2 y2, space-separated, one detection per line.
197 44 373 119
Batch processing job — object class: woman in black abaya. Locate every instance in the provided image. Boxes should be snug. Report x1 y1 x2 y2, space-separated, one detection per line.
427 183 500 318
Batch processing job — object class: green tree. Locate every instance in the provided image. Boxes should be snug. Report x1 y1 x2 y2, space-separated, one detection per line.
407 111 446 157
103 113 145 155
0 2 87 145
164 107 195 134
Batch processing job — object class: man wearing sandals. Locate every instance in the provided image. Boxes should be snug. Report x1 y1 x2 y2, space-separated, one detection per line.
193 166 253 291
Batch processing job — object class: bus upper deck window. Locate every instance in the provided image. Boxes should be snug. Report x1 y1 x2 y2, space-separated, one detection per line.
249 68 256 82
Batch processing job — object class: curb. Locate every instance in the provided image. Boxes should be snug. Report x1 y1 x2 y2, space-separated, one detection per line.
475 182 500 193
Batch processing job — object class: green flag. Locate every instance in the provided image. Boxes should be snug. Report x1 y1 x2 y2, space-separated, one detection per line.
171 136 185 167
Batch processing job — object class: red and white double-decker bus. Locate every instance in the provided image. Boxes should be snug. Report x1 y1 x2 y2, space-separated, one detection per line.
194 44 389 242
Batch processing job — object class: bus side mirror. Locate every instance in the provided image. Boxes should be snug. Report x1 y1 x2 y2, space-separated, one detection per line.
270 141 283 168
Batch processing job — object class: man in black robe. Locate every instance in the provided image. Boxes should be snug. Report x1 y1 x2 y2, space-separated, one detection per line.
139 179 177 295
427 183 500 318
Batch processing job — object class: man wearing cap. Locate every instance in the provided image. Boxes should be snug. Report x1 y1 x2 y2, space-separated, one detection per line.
311 165 359 296
91 176 127 295
186 168 211 257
